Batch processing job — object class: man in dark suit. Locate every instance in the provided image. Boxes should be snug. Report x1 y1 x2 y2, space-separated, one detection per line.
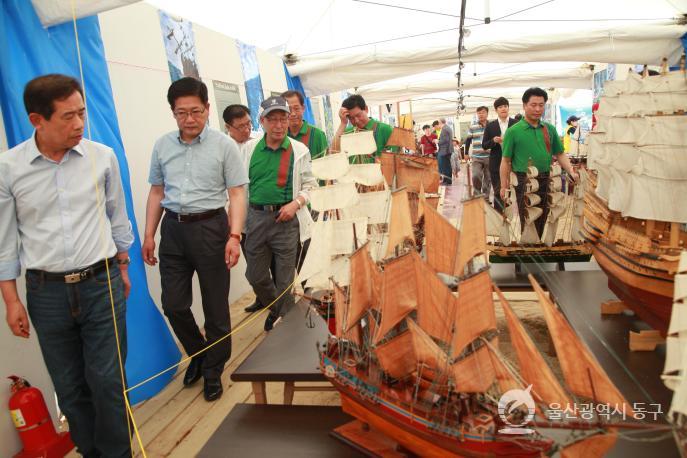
482 97 517 212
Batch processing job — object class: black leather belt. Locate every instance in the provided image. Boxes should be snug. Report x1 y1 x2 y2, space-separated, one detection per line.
27 257 116 284
249 203 288 212
165 208 222 223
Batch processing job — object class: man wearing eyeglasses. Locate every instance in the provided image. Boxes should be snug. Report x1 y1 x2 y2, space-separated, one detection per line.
242 96 317 331
143 77 248 402
223 104 253 158
281 90 328 160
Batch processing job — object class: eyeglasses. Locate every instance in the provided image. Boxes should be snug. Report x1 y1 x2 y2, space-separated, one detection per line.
264 117 288 125
173 107 206 120
230 121 252 131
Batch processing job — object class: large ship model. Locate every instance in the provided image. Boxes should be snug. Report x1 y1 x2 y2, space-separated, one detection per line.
318 191 664 456
583 65 687 335
485 160 592 264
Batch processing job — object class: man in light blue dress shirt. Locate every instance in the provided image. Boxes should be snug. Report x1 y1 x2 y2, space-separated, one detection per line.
142 77 247 402
0 74 134 457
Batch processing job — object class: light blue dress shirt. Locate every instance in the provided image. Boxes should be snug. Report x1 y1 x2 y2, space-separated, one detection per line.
148 126 248 213
0 134 135 279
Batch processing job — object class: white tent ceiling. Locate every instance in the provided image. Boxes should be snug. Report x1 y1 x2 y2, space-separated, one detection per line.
30 0 138 26
144 0 686 103
358 65 593 105
32 0 687 115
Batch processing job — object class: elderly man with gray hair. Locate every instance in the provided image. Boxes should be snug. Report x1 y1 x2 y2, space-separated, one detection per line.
242 96 317 331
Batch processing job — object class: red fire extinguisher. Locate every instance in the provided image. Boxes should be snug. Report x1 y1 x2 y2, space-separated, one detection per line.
8 376 74 458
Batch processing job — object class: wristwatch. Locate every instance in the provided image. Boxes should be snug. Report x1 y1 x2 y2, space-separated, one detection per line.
229 233 242 242
117 257 131 266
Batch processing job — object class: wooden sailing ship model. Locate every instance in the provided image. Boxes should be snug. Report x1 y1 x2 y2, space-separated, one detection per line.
319 194 662 456
583 65 687 335
485 161 592 264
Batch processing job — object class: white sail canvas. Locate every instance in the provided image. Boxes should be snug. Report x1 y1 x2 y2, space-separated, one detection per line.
311 153 350 180
308 182 360 211
338 163 385 186
331 218 369 255
340 130 377 157
341 190 391 225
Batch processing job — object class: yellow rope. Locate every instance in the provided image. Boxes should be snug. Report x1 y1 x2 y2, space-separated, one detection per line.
125 277 297 394
70 2 142 455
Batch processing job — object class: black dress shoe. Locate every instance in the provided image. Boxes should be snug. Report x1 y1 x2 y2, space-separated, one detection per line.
244 300 267 313
183 356 204 386
203 378 223 402
264 313 281 332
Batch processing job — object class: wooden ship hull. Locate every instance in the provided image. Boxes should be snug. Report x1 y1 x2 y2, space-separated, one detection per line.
488 242 592 263
321 355 554 457
583 185 682 335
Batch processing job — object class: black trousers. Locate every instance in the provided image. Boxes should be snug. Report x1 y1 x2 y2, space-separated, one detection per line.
159 210 231 380
514 171 550 239
489 156 505 213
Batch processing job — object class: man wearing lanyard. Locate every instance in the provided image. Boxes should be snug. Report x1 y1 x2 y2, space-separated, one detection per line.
242 96 316 331
143 77 248 402
0 74 134 457
332 94 394 162
500 87 578 238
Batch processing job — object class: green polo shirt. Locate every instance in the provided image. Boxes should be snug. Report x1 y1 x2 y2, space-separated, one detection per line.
288 121 329 160
249 136 294 205
502 119 564 173
344 118 394 164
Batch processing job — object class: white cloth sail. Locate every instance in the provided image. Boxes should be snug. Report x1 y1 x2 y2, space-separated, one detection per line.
341 189 391 225
311 153 350 180
484 201 511 245
338 163 385 186
308 182 360 211
663 251 687 416
340 131 377 157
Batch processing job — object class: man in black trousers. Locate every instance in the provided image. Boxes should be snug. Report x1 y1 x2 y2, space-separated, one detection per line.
482 97 517 212
143 77 248 402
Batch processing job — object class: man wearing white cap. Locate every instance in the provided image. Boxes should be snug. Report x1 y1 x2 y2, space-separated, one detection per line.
242 96 316 331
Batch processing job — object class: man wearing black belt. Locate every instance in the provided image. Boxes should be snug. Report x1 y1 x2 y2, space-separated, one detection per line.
0 74 134 457
142 77 247 402
242 96 316 331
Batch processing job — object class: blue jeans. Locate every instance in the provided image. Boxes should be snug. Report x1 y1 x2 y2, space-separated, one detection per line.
26 266 130 458
438 153 453 185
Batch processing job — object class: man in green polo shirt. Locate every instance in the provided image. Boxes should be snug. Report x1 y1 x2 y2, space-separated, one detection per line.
333 94 394 164
500 87 578 238
243 96 316 331
281 90 329 160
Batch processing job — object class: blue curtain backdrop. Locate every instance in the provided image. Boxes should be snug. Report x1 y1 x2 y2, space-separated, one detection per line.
283 63 315 125
0 0 180 404
237 40 264 128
